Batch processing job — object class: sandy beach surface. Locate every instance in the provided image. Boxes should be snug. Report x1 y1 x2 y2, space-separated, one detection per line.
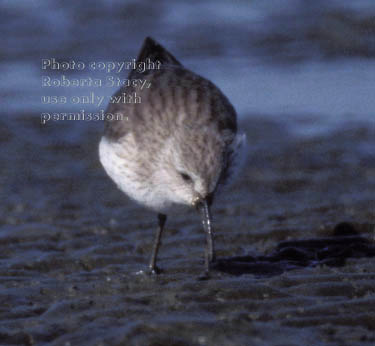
0 114 374 345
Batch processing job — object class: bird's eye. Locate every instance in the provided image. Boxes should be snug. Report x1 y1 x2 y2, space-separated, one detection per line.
180 172 192 182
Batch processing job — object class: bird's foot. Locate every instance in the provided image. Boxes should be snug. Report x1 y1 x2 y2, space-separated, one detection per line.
197 270 211 281
148 265 163 275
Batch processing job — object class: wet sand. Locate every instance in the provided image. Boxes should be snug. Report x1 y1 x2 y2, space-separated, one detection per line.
0 115 374 345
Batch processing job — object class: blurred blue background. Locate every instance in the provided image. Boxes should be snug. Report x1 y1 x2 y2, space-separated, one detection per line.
1 0 374 137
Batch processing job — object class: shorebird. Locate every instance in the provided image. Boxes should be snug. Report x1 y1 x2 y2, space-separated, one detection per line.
99 37 245 276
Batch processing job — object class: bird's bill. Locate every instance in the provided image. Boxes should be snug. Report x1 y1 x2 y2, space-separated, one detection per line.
196 198 215 266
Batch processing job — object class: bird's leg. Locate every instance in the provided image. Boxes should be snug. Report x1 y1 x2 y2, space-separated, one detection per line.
149 213 167 274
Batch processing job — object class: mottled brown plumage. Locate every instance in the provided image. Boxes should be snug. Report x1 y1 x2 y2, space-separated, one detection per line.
99 37 246 276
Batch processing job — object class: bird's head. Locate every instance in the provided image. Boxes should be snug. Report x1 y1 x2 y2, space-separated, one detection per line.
155 124 229 208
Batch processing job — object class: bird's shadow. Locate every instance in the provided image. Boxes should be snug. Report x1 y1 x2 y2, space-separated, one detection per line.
212 222 375 277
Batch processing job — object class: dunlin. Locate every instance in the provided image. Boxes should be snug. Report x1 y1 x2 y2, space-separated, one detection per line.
99 37 246 276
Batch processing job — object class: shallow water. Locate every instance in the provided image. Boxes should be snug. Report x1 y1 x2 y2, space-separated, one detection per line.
1 0 375 131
